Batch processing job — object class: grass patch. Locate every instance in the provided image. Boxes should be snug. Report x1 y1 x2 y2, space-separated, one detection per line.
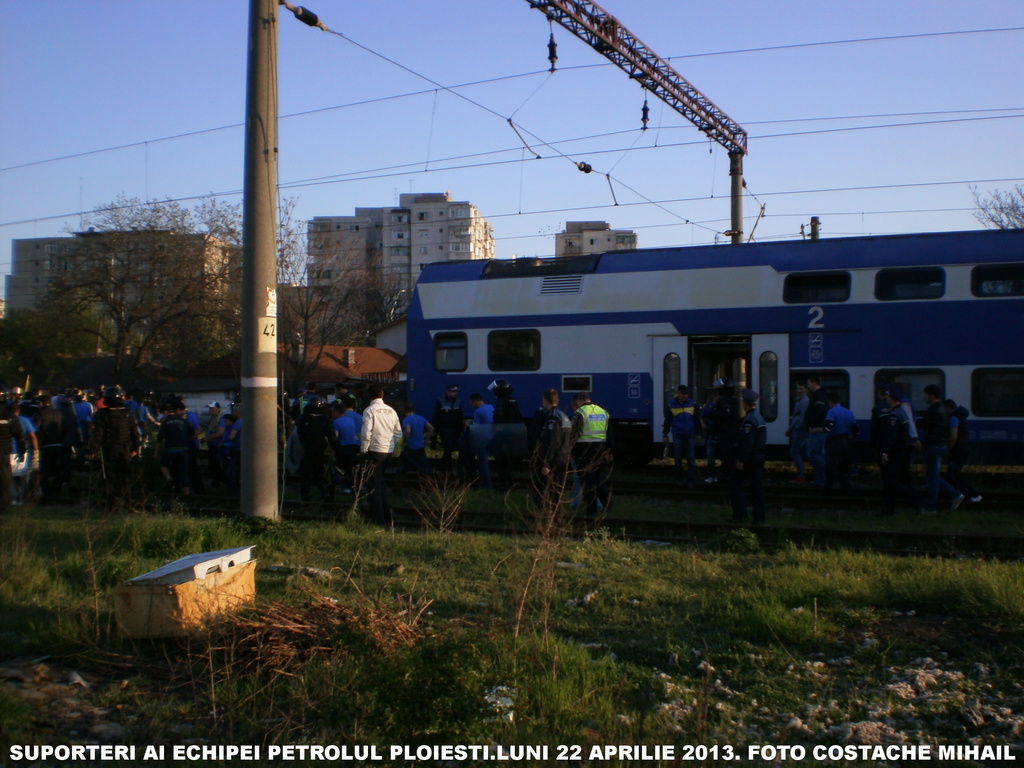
2 503 1023 758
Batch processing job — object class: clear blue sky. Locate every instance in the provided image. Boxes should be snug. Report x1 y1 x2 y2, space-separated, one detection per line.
2 0 1023 285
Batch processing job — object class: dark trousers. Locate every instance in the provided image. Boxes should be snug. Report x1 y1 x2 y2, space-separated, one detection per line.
364 451 393 526
438 429 461 472
574 444 612 520
102 444 135 501
825 434 853 493
333 444 359 493
729 461 766 524
40 445 66 497
881 450 921 515
207 445 224 488
188 448 205 496
299 451 329 501
946 456 979 499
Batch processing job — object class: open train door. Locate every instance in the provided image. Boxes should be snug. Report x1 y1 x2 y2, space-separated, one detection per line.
651 335 690 445
751 334 790 447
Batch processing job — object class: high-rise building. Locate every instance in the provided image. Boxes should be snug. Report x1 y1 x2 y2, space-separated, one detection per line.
555 221 637 257
307 192 494 292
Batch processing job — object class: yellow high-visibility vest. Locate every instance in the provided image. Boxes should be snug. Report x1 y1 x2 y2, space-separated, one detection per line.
576 403 610 442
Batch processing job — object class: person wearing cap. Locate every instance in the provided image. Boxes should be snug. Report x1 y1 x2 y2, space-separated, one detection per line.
728 388 767 524
663 385 698 488
431 383 464 473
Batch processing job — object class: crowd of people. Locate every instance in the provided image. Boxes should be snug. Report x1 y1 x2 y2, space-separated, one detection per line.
669 375 983 522
2 374 985 523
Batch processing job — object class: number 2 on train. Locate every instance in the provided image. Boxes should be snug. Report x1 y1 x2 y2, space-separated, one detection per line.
808 306 825 328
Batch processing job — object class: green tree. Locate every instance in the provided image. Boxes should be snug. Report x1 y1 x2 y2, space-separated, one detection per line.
0 306 99 387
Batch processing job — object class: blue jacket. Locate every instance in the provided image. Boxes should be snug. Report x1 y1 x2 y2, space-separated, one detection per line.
663 395 698 436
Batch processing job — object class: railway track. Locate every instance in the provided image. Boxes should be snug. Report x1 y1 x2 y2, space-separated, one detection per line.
161 477 1024 560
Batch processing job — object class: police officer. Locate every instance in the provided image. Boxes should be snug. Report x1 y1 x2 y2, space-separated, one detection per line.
489 379 524 492
729 388 767 524
531 388 572 510
705 377 739 484
1 396 27 514
571 391 613 520
877 385 924 516
91 386 141 504
294 395 333 502
431 384 464 473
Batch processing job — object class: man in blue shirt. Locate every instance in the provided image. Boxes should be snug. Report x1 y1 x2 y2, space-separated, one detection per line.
399 402 434 475
463 392 494 489
824 392 857 493
331 400 360 495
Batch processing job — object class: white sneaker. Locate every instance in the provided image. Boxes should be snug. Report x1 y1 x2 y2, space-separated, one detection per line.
951 494 965 511
704 477 718 484
969 495 983 503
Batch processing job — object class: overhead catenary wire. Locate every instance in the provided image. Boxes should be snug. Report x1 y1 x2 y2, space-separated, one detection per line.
3 14 1023 254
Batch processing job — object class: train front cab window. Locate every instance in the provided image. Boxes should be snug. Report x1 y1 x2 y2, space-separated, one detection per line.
875 369 944 412
434 332 467 372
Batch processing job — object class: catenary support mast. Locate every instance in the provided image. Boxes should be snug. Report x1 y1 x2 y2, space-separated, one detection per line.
526 0 748 244
240 0 280 519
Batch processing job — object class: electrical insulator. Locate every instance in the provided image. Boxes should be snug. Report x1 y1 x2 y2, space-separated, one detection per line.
641 99 650 131
291 5 320 27
577 162 593 174
548 33 558 71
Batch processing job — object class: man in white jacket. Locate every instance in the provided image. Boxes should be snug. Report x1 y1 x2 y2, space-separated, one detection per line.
360 383 403 526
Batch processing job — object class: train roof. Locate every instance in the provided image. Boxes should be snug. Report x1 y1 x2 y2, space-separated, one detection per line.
416 229 1024 285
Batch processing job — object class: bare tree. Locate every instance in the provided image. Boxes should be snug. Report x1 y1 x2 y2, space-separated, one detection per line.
277 206 410 392
973 184 1024 230
44 195 241 385
276 200 358 393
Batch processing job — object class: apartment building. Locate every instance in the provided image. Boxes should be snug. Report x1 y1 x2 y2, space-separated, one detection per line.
307 192 494 292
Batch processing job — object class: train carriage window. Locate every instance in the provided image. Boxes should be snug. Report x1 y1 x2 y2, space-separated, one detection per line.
562 375 592 393
875 369 944 412
433 333 467 372
972 369 1024 417
790 370 850 410
758 352 779 422
783 272 851 304
663 353 682 402
488 329 541 371
875 267 945 300
971 264 1024 297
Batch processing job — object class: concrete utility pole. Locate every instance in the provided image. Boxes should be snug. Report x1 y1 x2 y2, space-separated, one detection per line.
526 0 748 244
241 0 280 519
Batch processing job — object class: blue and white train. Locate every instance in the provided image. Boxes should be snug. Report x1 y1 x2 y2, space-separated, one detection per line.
406 229 1024 464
